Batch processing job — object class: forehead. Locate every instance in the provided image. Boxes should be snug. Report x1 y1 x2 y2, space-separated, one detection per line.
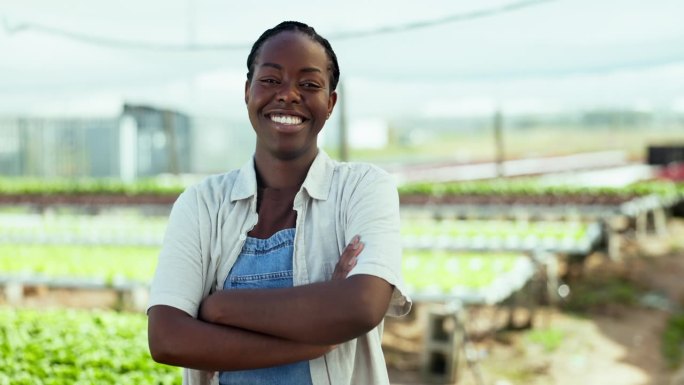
255 31 329 72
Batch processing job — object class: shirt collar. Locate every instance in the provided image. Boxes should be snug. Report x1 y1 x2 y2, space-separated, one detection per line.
230 157 258 202
301 149 334 201
230 149 335 202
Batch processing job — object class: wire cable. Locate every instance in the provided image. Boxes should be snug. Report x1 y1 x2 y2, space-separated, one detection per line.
1 17 247 51
2 0 555 51
332 0 555 39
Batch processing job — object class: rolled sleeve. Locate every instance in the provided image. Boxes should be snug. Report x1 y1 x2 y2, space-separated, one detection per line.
147 187 205 318
345 168 412 317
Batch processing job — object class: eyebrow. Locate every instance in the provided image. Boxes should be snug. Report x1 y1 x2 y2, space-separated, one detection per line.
260 62 323 74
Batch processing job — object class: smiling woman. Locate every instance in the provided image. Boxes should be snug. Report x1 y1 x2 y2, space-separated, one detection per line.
246 30 337 166
146 21 411 385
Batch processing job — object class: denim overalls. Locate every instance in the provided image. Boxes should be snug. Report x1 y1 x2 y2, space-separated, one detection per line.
219 228 313 385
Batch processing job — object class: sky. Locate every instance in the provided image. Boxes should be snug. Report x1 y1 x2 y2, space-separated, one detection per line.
1 0 684 120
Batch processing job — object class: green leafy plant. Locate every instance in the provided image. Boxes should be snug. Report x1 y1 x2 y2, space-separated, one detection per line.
525 328 565 352
662 313 684 369
0 307 181 384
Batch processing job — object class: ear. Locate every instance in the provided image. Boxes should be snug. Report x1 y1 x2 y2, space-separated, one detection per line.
326 91 338 119
244 80 250 104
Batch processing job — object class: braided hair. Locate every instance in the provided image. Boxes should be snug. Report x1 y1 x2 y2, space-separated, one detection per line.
246 21 340 93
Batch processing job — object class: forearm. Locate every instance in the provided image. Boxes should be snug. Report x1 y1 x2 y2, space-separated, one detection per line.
200 275 393 345
148 305 330 371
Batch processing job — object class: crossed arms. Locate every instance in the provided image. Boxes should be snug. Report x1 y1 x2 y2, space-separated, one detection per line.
147 238 394 372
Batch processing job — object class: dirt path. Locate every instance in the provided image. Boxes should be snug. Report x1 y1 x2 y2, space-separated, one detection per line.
546 308 668 385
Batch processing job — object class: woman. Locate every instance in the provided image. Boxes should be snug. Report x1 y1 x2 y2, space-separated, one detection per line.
147 21 411 385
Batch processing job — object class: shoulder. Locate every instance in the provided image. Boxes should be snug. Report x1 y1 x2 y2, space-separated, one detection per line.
326 161 399 208
333 161 397 189
177 169 241 207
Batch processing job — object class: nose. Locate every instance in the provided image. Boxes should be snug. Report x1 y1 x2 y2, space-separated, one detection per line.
276 80 301 104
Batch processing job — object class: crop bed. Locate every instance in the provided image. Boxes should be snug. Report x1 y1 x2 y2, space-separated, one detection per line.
0 245 159 284
401 219 601 254
1 177 681 209
0 244 536 306
402 251 535 305
0 214 167 246
0 307 180 384
398 180 683 218
0 177 183 207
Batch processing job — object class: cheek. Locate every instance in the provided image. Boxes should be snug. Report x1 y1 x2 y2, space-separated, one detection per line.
246 96 264 117
316 97 334 116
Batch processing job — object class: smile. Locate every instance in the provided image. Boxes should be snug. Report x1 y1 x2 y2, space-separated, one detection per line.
269 114 304 125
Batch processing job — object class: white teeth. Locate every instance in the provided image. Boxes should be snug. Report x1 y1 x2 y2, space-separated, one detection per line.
270 114 302 125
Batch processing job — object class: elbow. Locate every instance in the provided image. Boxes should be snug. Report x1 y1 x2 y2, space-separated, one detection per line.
148 328 177 365
315 276 392 343
348 294 389 334
341 276 392 336
147 305 190 366
149 344 167 365
358 303 387 331
149 328 194 367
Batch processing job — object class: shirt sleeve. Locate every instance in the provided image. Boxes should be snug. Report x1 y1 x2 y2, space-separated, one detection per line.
147 186 205 318
345 167 412 317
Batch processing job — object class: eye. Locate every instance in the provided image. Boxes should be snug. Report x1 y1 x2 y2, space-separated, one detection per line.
259 78 280 85
300 81 322 89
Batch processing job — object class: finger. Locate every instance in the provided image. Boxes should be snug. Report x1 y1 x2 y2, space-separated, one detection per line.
332 240 363 279
333 242 362 279
342 236 363 265
332 238 363 280
347 241 363 266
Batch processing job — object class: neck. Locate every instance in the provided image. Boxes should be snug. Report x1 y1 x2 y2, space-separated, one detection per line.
253 149 318 189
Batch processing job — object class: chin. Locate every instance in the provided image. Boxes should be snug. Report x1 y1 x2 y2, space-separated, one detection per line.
272 146 316 161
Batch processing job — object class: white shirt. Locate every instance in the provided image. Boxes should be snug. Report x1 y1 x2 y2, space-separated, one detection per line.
148 150 412 385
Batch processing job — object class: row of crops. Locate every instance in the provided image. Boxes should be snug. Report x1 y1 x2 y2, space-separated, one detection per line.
0 211 600 252
401 219 600 254
0 242 537 304
0 214 167 246
402 251 535 304
0 244 159 284
2 176 681 204
0 177 186 196
397 178 684 201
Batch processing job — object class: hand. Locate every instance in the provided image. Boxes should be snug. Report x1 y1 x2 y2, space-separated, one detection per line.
332 235 363 280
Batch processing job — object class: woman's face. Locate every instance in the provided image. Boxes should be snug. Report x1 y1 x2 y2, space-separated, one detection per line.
246 31 337 162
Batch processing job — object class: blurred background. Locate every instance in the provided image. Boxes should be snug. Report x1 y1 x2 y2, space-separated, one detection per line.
1 1 683 384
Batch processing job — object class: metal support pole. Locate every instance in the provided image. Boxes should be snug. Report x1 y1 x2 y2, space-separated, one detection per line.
337 80 349 161
493 109 504 177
